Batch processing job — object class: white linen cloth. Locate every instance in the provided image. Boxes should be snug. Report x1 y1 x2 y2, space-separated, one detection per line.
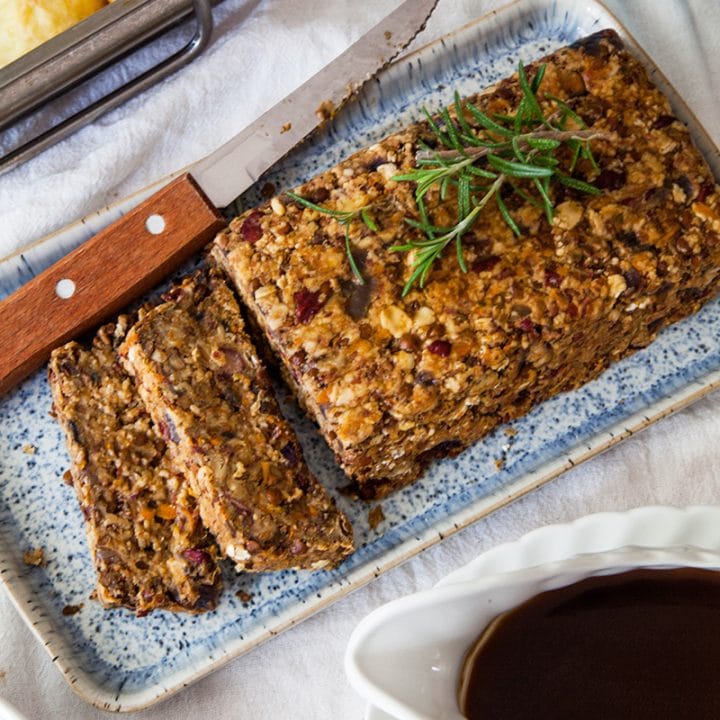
1 1 720 717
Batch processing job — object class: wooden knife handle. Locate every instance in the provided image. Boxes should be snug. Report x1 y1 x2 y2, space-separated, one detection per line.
0 173 225 396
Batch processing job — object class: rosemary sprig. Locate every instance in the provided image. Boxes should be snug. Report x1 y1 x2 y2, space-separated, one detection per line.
286 191 374 284
392 60 609 295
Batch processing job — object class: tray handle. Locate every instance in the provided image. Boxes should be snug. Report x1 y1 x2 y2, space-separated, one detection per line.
0 0 214 176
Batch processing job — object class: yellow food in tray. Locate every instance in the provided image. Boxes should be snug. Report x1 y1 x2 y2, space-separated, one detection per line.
0 0 109 68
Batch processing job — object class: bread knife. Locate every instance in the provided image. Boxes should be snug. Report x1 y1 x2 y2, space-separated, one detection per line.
0 0 438 396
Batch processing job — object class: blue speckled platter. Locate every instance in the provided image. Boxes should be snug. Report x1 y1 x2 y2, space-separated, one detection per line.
2 0 720 711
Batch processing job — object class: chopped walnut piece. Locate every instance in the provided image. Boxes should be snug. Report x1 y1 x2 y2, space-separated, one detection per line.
23 547 45 567
368 505 385 530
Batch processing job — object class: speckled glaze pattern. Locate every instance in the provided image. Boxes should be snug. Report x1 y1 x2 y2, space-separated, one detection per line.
2 0 720 711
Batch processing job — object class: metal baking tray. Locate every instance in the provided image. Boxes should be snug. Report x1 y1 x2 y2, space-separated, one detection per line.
0 0 215 174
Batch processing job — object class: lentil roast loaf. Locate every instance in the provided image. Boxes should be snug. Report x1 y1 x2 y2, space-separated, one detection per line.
48 318 222 615
212 29 720 499
120 270 354 572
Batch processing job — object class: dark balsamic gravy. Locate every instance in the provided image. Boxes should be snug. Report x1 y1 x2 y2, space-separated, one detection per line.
458 568 720 720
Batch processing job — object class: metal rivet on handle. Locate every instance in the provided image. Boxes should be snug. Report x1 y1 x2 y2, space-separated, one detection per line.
55 278 76 299
145 214 166 235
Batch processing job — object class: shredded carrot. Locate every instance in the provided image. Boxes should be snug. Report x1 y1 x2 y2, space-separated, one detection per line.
156 504 177 520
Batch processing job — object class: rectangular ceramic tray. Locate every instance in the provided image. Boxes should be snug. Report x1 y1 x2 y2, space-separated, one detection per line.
2 0 720 711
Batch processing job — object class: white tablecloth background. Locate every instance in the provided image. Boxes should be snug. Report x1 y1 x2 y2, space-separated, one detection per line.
2 1 720 718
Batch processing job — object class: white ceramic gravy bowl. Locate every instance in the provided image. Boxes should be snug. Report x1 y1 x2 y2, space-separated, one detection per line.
0 697 27 720
345 506 720 720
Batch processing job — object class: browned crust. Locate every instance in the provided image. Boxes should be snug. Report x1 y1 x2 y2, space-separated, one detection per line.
48 318 222 615
212 29 720 498
119 270 354 571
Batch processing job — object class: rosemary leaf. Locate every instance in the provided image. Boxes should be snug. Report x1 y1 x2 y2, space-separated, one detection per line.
456 233 468 272
287 191 348 219
530 62 546 93
344 226 365 284
495 192 521 237
533 177 554 223
525 136 561 151
486 154 554 178
454 91 484 145
466 103 516 138
441 107 463 150
556 172 602 195
422 107 451 147
544 93 587 129
517 61 546 125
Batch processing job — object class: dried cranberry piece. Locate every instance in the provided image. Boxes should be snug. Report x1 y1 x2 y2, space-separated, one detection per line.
245 540 261 554
680 287 708 302
281 442 299 467
161 285 188 303
158 413 180 444
195 583 220 610
295 471 310 491
545 268 562 287
623 267 641 290
594 168 626 191
518 317 537 333
697 182 715 203
472 255 500 273
240 211 264 244
652 114 676 130
427 340 451 357
294 288 325 324
617 230 639 247
183 549 211 565
226 496 253 517
675 236 692 255
217 347 246 373
290 539 306 555
415 370 436 386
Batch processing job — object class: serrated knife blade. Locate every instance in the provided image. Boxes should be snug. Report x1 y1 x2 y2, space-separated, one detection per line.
0 0 439 395
193 0 439 207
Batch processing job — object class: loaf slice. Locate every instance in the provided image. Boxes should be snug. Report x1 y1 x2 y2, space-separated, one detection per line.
49 318 222 615
119 270 354 572
212 29 720 498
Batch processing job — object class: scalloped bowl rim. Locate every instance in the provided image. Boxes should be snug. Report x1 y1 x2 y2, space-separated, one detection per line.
346 506 720 720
